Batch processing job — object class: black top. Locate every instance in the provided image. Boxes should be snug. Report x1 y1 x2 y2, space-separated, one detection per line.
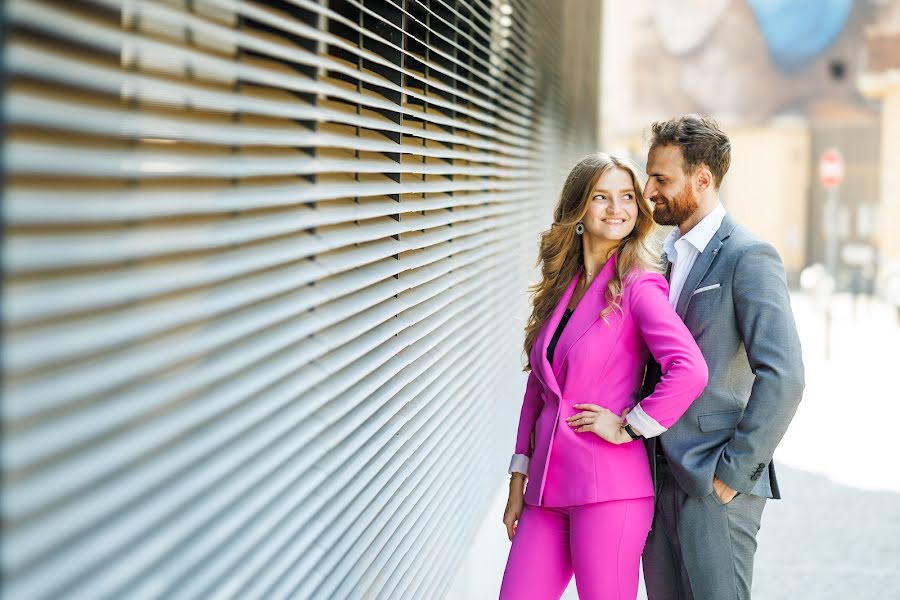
546 307 574 365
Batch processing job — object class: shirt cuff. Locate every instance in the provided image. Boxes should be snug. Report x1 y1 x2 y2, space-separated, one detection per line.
626 404 667 438
508 454 530 475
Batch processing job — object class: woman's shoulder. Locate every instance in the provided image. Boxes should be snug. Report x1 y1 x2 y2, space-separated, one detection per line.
622 268 670 309
623 267 668 290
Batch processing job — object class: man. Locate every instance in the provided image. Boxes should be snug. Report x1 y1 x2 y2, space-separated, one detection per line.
634 115 805 599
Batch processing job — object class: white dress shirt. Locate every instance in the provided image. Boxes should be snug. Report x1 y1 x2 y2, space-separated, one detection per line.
507 203 726 475
663 202 727 308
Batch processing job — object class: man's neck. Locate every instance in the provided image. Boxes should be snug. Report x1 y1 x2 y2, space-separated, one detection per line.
678 197 720 235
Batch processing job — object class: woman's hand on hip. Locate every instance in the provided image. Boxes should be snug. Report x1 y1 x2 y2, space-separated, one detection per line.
503 475 526 541
568 403 631 444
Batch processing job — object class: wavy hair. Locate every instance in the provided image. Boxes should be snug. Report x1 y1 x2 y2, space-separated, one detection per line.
522 153 659 371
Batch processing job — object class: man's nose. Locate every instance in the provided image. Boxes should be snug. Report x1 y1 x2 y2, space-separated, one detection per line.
643 181 656 198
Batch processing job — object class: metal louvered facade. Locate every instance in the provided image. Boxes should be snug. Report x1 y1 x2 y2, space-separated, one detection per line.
1 1 602 598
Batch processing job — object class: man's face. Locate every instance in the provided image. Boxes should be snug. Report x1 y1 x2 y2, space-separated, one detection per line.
644 145 699 227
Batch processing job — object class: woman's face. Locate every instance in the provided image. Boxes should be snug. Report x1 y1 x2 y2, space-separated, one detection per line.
583 167 639 243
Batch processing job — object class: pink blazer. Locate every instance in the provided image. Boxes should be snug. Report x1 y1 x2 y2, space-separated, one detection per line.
515 255 708 506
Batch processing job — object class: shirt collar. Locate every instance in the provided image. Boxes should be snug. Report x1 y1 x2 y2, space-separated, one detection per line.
665 202 726 260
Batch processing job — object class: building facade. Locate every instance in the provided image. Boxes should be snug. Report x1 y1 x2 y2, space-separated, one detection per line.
1 1 602 598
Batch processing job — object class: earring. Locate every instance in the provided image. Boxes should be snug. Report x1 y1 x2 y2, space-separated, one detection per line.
575 222 584 235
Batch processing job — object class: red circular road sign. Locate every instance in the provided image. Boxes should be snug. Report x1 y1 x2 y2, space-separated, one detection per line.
819 148 844 189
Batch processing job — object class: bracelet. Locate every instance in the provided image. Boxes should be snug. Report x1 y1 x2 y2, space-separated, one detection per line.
623 422 642 440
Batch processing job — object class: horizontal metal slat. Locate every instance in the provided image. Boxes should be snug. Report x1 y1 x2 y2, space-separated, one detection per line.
5 198 522 274
6 89 532 163
4 175 536 224
7 140 527 178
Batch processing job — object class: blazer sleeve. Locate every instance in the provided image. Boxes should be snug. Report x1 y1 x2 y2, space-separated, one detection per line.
628 273 708 431
514 369 543 457
715 242 805 493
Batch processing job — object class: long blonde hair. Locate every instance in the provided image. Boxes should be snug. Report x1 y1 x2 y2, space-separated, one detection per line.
522 153 659 371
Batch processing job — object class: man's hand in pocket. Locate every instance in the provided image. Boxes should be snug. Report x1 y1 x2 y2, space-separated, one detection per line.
713 475 738 504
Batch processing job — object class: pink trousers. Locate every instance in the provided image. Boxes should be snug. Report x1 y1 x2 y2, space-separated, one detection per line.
499 497 654 600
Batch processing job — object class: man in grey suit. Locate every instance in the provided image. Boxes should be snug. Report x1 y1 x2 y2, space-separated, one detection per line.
637 115 805 599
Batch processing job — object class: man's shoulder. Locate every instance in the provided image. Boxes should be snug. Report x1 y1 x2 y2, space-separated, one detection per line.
724 220 778 259
722 221 787 288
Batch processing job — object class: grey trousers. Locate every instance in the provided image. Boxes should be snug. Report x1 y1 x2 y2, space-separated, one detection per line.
643 459 767 600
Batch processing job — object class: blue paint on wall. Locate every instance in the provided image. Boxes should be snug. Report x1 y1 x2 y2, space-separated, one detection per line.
747 0 853 72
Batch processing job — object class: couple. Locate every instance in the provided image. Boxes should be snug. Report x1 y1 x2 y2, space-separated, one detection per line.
499 115 805 600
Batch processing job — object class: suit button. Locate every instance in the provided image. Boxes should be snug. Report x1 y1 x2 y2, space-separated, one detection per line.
751 475 759 481
757 463 765 468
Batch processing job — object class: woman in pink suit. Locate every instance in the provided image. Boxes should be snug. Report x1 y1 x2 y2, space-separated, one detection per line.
499 153 707 600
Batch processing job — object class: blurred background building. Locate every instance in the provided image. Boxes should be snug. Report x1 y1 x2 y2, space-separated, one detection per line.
3 1 900 599
603 0 898 294
603 0 900 291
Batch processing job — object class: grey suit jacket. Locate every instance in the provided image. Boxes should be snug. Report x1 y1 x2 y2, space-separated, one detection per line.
642 213 805 499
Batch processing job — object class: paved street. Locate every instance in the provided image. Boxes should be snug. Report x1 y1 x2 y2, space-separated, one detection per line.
450 292 900 599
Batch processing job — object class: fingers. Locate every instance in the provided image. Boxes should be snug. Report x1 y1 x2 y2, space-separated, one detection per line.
503 514 518 541
566 411 592 422
573 403 606 413
621 406 632 418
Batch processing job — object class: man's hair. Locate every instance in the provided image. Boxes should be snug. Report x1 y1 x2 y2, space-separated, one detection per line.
649 114 731 188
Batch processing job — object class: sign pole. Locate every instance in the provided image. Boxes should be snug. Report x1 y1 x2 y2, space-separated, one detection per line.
819 148 845 362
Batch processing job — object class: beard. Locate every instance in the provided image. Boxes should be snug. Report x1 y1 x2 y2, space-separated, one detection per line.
652 182 700 226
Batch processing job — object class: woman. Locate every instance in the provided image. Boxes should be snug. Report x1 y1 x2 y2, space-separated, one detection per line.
499 153 708 600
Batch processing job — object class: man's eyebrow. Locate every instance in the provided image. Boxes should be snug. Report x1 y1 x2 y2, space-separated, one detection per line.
646 172 666 178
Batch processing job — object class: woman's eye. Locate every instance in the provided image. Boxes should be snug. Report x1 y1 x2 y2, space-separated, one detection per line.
594 195 606 201
623 194 634 201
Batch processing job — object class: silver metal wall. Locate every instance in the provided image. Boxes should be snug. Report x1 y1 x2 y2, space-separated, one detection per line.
2 1 601 598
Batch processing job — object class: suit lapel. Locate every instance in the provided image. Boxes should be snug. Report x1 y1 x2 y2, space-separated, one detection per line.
533 268 581 399
551 254 617 379
675 213 737 318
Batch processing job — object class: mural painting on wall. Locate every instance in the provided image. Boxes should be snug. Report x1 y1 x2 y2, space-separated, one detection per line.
640 0 864 122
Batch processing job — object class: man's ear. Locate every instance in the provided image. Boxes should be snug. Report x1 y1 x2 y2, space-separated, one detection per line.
695 166 713 193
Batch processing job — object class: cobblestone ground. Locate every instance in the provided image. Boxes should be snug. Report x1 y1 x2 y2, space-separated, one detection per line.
451 293 900 599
